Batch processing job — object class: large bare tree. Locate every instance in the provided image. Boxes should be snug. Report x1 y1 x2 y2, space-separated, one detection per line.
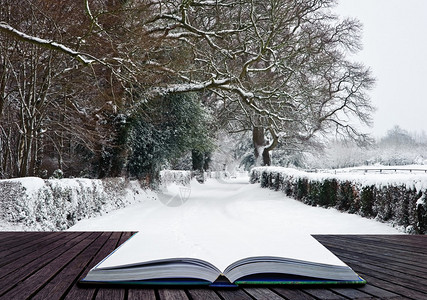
0 0 375 173
137 0 375 165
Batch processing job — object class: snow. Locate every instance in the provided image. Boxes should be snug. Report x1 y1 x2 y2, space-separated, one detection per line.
7 177 46 195
254 165 427 191
69 175 402 234
0 173 406 269
0 219 29 231
67 175 401 271
0 22 95 65
0 177 156 231
417 194 425 206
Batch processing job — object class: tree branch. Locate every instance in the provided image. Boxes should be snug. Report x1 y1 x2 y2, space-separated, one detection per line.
0 22 95 65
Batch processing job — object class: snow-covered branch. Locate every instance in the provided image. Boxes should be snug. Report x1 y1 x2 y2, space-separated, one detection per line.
0 22 95 65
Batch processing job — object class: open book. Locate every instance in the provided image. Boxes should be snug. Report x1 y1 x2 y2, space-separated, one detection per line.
81 232 365 287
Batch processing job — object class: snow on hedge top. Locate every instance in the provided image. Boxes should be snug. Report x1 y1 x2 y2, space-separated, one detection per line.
7 177 46 195
252 166 427 191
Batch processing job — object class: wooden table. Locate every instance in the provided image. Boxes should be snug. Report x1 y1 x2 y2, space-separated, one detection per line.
0 232 426 299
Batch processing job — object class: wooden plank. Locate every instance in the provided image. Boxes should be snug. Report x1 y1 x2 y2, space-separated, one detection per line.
158 288 189 300
0 232 82 279
0 231 21 243
350 262 427 295
353 284 401 299
337 235 427 259
187 288 222 300
1 232 102 299
330 287 376 299
315 235 427 299
244 287 286 299
95 287 126 300
0 231 34 249
313 250 427 297
347 235 427 254
315 235 427 266
335 248 427 285
302 288 344 300
272 288 317 300
127 288 157 300
119 231 135 246
0 231 60 260
315 236 427 275
90 232 133 299
64 232 128 300
353 272 427 299
216 288 254 300
0 232 91 296
315 239 427 281
317 241 427 279
1 233 426 299
31 232 112 300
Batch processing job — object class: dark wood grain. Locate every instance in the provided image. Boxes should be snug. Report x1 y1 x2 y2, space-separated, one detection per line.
0 233 426 300
1 232 100 299
244 287 286 299
128 288 157 300
216 288 254 300
0 232 89 296
158 288 189 300
31 232 112 300
187 288 222 300
272 287 317 300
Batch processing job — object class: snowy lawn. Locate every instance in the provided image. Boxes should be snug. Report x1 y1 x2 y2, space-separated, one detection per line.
69 176 401 235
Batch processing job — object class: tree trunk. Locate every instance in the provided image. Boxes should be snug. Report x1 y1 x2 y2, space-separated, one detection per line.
253 127 268 166
253 127 278 166
262 148 271 166
192 150 205 171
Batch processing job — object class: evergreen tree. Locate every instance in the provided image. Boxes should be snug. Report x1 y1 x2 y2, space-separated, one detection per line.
126 93 214 182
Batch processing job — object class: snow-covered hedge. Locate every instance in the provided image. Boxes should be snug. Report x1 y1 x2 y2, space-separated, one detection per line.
159 170 192 186
250 167 427 234
0 177 154 230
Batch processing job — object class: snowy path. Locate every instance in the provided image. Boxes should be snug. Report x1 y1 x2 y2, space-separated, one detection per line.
69 176 401 234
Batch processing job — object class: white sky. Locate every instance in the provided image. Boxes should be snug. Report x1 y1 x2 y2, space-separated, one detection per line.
335 0 427 138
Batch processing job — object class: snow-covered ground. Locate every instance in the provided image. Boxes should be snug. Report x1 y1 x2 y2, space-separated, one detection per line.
0 220 29 231
0 177 156 231
69 175 401 234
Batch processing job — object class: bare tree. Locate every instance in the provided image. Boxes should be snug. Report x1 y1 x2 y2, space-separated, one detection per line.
0 0 128 177
139 0 375 165
0 0 375 174
0 1 60 177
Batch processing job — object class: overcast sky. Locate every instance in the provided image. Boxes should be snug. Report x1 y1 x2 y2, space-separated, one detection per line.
335 0 427 138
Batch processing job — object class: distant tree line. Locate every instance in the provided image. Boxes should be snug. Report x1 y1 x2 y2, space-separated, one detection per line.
0 0 374 181
305 126 427 169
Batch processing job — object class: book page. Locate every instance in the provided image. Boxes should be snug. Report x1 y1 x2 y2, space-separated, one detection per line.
93 179 349 273
96 227 346 272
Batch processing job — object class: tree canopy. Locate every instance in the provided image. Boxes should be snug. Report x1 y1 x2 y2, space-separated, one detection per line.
0 0 374 179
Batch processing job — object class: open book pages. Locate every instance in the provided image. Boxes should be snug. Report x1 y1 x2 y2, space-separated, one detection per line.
94 231 347 271
82 231 363 284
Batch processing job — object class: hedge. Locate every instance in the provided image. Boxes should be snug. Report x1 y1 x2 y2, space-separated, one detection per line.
0 177 154 230
159 170 192 186
250 167 427 234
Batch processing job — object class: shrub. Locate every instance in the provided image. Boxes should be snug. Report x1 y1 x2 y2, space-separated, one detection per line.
360 185 375 217
296 178 308 201
337 181 354 212
374 186 394 221
417 194 427 234
250 167 427 233
318 179 338 207
306 181 321 206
